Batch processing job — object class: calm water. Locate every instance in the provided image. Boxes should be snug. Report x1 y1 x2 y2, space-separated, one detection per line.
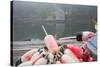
12 1 97 41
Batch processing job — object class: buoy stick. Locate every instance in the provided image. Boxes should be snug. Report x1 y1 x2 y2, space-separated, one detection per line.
42 25 48 36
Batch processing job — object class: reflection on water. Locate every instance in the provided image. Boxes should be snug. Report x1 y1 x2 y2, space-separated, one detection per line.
12 1 97 41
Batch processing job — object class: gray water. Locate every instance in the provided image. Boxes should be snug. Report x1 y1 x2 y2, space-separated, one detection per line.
12 1 97 41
